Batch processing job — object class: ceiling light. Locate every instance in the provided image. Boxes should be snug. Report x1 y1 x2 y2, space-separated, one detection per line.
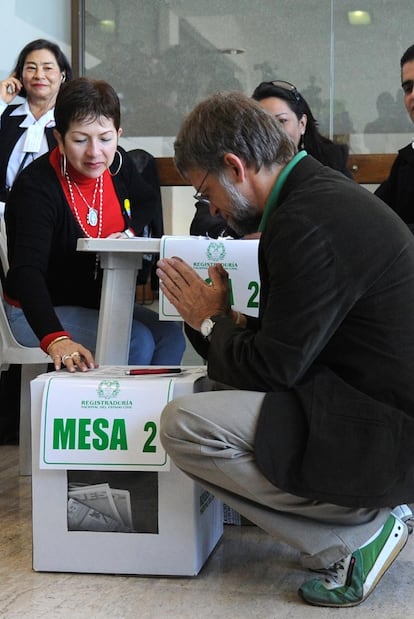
348 10 371 25
99 19 116 33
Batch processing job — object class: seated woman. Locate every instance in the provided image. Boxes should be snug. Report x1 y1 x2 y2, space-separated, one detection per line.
4 77 185 372
190 79 351 238
0 38 72 205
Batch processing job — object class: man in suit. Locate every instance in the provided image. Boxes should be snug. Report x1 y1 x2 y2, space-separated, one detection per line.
375 43 414 229
157 91 414 608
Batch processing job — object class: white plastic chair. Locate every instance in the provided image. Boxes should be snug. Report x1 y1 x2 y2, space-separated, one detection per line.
0 215 8 275
0 219 47 475
0 291 47 475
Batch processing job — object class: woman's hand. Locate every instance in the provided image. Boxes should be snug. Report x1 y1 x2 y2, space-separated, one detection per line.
0 75 23 104
48 339 97 373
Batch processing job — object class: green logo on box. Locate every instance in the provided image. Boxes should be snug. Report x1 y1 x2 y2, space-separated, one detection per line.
97 380 120 399
206 241 226 262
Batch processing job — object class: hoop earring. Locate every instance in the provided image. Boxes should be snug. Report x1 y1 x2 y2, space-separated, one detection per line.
109 149 123 176
60 153 67 177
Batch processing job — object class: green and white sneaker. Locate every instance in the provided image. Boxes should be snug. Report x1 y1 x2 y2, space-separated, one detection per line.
299 513 409 607
392 504 414 531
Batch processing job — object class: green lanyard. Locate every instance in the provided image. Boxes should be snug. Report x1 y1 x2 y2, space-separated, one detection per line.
258 150 308 232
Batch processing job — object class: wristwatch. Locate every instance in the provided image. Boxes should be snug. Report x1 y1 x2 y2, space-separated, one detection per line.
200 314 227 339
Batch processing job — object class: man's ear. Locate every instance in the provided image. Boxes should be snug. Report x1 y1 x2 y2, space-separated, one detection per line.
223 153 247 182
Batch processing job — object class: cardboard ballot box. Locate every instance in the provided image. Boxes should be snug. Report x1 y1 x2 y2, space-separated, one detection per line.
31 366 223 575
159 236 260 320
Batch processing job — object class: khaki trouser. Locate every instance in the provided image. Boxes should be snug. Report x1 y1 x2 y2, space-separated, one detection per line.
160 387 390 570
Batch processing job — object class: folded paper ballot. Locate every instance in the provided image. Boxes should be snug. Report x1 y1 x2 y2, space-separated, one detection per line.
68 483 134 532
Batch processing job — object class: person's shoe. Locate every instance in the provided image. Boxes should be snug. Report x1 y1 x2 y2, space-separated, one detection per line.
392 504 414 532
299 513 409 607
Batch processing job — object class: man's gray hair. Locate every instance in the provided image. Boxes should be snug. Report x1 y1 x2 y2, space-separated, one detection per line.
174 91 297 177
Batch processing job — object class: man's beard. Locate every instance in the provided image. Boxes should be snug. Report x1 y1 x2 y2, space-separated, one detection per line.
219 173 262 237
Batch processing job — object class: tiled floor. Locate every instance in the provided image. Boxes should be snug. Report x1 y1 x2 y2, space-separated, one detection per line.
1 330 413 618
1 442 414 618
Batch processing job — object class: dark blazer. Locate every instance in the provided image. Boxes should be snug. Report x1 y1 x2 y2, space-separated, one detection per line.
194 156 414 508
0 104 57 200
375 142 414 229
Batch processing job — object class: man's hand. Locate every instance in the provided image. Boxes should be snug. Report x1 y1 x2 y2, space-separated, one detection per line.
156 256 231 330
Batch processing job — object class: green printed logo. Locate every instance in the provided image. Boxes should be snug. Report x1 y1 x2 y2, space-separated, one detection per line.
206 241 226 262
97 380 120 399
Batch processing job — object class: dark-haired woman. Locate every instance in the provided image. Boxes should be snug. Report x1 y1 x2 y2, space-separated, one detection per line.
0 39 72 204
4 77 185 371
252 80 351 176
0 40 73 436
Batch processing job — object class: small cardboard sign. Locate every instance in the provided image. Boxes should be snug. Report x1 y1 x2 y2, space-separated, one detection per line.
40 376 173 470
159 236 260 320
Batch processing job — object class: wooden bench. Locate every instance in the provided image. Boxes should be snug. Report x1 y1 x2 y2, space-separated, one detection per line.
155 153 397 186
347 153 396 184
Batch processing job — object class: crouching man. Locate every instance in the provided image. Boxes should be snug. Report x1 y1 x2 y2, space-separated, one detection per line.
156 92 414 607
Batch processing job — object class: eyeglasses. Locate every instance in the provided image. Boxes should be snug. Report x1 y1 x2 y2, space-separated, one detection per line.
402 80 414 95
193 170 210 204
259 80 301 102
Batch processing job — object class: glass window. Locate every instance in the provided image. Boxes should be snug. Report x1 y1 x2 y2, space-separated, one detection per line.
79 0 413 155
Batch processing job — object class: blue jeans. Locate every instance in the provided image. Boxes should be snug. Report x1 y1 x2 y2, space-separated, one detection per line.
5 302 185 365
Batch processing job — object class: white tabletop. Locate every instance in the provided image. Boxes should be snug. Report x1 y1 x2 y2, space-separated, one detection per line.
77 237 161 256
77 237 161 364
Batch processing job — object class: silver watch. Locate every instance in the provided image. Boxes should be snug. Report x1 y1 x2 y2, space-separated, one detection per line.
200 317 215 338
200 315 227 338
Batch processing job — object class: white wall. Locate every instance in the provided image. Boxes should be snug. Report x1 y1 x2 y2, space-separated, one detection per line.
0 0 70 79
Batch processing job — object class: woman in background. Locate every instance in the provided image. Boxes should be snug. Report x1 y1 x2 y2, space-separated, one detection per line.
252 80 351 175
0 38 72 204
0 39 72 442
